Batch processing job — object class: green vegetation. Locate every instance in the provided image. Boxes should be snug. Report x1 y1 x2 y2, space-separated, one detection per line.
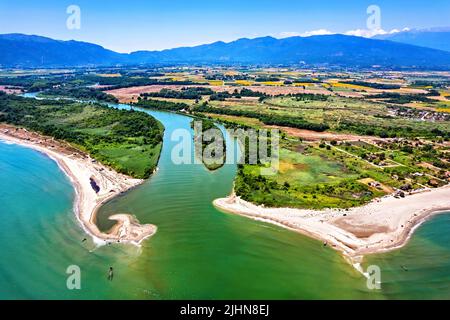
412 80 450 89
262 96 450 139
141 87 215 100
230 127 381 209
341 81 401 90
234 136 449 209
0 92 163 178
0 75 66 92
192 119 226 171
136 98 189 112
369 92 436 104
40 86 119 103
0 72 202 93
195 103 330 132
234 144 380 209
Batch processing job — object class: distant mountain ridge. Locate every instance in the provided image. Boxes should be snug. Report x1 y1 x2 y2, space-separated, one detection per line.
374 28 450 52
1 33 450 69
0 33 124 67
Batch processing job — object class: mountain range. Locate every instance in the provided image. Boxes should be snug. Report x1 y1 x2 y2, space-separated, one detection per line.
1 32 450 69
374 27 450 53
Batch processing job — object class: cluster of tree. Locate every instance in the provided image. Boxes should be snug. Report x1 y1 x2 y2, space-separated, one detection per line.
205 74 249 81
195 103 329 132
293 78 321 84
238 129 274 165
254 77 281 82
136 98 190 112
210 88 269 101
412 80 450 89
234 166 278 200
239 88 267 97
141 87 215 100
138 87 271 102
121 71 165 78
209 92 232 101
43 86 119 103
191 118 226 171
341 81 401 90
261 114 329 131
431 128 450 138
337 121 450 139
370 92 435 104
288 93 329 101
0 75 72 92
260 92 329 103
426 89 442 97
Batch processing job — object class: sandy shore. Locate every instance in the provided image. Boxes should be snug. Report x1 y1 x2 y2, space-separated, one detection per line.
214 186 450 264
0 124 157 245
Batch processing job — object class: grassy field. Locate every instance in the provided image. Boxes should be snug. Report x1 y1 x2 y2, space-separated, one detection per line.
235 145 381 209
234 135 449 209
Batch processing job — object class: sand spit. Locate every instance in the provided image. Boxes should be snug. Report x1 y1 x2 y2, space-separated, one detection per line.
214 187 450 263
0 124 157 245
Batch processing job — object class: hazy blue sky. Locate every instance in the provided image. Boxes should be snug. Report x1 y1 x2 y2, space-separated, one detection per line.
0 0 449 52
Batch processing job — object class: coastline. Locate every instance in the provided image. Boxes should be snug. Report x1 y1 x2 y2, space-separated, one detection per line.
0 124 157 245
3 122 450 260
213 186 450 264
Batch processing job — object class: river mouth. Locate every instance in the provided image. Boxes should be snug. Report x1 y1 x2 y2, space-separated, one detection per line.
93 103 376 299
1 94 447 299
94 103 240 232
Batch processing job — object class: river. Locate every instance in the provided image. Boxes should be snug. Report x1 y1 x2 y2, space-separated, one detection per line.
0 95 448 299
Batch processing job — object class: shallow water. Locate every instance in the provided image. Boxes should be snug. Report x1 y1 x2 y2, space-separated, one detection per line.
365 213 450 299
0 98 448 299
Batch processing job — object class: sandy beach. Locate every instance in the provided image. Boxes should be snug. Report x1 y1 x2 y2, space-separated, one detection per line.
0 124 157 245
214 186 450 264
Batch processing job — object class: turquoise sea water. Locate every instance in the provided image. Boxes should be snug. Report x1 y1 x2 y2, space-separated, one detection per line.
0 100 449 299
365 213 450 299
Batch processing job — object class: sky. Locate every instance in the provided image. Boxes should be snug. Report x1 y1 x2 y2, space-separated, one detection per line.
0 0 449 53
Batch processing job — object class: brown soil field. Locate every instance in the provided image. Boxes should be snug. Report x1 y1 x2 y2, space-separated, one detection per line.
106 84 334 103
267 125 379 142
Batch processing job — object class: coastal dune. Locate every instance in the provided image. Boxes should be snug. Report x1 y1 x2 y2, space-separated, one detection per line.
0 124 157 245
214 187 450 263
